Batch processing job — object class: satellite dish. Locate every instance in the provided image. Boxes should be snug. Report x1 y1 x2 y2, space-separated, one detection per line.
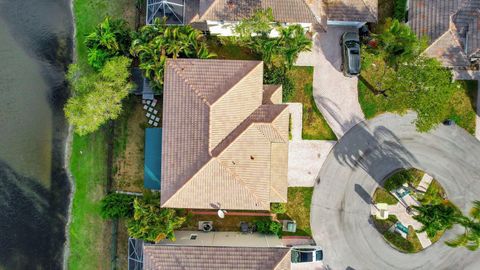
217 209 226 219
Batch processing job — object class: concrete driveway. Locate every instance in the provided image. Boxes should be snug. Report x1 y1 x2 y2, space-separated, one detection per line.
287 103 336 187
311 112 480 269
296 26 365 138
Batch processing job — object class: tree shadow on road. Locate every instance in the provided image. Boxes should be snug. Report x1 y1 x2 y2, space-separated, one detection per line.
333 122 418 185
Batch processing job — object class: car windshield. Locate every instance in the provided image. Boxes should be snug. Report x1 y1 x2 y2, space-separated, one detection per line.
345 40 358 48
291 250 313 263
315 250 323 261
350 49 359 54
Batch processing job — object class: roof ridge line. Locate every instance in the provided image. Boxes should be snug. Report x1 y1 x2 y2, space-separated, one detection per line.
161 157 214 207
209 60 263 106
168 60 212 106
216 156 271 209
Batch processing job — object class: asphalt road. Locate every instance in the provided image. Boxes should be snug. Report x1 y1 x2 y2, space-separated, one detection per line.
311 112 480 270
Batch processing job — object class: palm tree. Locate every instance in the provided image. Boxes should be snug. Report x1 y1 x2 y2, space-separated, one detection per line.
413 203 461 238
446 201 480 250
130 19 214 93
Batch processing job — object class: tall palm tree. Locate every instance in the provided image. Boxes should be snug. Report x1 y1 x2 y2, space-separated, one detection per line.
413 203 461 238
446 201 480 250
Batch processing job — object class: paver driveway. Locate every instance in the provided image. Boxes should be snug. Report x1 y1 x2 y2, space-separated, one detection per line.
311 112 480 269
296 26 365 138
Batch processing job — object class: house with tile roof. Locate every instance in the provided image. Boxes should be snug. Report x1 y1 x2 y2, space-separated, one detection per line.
408 0 480 76
161 59 289 210
146 0 378 35
143 245 291 270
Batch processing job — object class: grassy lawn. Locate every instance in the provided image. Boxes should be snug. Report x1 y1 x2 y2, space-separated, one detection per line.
73 0 136 69
278 187 314 236
69 0 136 269
207 37 260 60
69 131 111 270
373 187 398 205
287 67 337 140
112 96 147 193
359 78 477 134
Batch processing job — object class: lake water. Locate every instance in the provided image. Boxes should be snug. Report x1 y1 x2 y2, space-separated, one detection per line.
0 0 73 269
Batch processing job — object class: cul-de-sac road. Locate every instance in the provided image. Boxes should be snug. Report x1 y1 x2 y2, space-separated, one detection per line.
311 112 480 270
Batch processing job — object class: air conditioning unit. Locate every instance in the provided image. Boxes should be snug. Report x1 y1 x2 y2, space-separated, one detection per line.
198 221 213 232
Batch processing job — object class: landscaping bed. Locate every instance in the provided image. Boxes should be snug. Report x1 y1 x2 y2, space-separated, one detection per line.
371 168 450 253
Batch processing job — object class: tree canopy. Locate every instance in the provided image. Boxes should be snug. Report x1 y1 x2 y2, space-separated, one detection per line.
361 19 459 131
233 9 312 70
85 17 131 70
100 193 135 219
446 201 480 250
65 56 133 135
413 203 460 238
233 9 312 100
130 18 215 93
127 193 186 242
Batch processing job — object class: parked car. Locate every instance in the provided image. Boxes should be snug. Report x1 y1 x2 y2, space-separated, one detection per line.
291 246 323 263
443 119 455 126
340 32 361 77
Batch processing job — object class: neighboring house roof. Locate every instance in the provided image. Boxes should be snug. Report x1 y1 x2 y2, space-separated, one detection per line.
188 0 318 24
161 59 289 210
409 0 480 68
323 0 378 22
143 245 291 270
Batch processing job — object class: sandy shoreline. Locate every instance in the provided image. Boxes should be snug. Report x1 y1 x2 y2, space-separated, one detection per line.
62 0 76 268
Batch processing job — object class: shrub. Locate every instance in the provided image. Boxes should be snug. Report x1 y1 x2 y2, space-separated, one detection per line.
127 193 186 242
384 170 414 191
394 0 408 22
100 193 135 219
255 219 283 236
384 231 414 252
85 17 131 70
264 67 294 101
270 203 287 214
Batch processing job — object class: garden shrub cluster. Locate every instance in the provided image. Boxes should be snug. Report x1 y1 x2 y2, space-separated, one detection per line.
255 219 283 236
100 193 135 219
384 170 416 191
233 8 312 102
99 192 187 243
384 231 414 252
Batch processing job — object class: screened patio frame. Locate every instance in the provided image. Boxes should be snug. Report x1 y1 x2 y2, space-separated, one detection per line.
146 0 186 25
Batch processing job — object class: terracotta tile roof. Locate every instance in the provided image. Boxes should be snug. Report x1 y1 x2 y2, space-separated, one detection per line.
263 85 283 104
161 59 289 210
409 0 480 68
324 0 378 22
190 0 317 23
143 245 291 270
